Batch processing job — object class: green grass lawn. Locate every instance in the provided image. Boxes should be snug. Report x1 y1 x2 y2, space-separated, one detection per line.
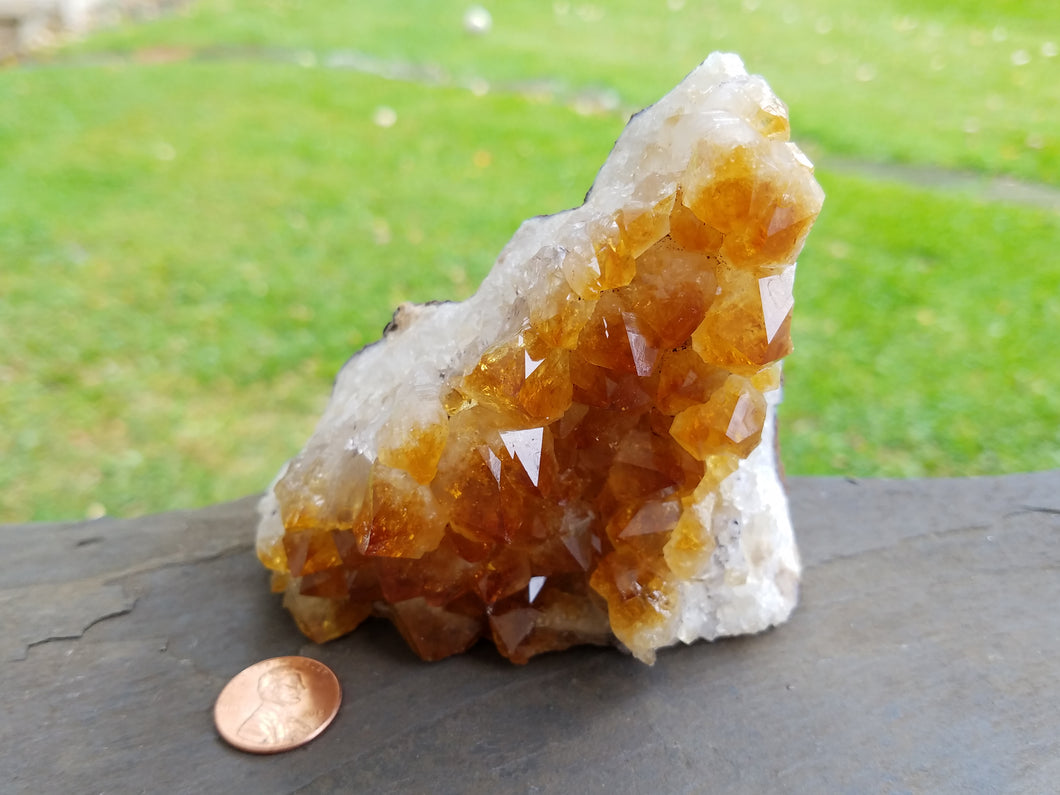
2 0 1058 521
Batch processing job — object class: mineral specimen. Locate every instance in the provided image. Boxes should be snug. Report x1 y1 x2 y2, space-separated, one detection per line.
256 53 824 664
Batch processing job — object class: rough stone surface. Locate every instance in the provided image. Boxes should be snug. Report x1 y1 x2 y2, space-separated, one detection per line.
258 53 823 664
3 473 1058 793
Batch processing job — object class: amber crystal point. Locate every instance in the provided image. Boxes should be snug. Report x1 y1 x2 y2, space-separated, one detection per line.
257 53 823 664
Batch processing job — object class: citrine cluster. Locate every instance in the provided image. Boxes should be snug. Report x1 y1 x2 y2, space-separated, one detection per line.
256 53 823 664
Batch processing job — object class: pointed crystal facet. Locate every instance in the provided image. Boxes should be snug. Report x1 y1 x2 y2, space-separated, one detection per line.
524 350 544 378
527 575 547 603
623 312 660 377
500 427 545 488
759 266 796 344
482 446 503 484
618 499 682 539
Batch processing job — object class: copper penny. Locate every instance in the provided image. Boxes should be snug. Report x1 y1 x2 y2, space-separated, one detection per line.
214 656 341 754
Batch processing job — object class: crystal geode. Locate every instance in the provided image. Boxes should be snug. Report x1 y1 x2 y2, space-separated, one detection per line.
256 53 824 664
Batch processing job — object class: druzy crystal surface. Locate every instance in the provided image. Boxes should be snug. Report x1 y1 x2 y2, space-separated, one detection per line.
256 53 824 664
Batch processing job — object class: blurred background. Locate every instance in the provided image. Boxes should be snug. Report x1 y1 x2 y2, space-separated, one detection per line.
1 0 1057 522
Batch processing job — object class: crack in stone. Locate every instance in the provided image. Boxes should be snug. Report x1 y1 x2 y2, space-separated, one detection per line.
1015 505 1060 517
10 542 253 662
99 541 253 587
22 601 138 654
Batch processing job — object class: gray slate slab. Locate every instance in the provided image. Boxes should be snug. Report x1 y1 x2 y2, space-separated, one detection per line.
2 473 1058 794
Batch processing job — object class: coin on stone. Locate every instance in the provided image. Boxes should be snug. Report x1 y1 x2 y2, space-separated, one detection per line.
214 656 341 754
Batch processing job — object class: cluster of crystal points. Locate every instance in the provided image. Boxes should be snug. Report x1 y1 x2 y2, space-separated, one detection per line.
256 53 823 664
